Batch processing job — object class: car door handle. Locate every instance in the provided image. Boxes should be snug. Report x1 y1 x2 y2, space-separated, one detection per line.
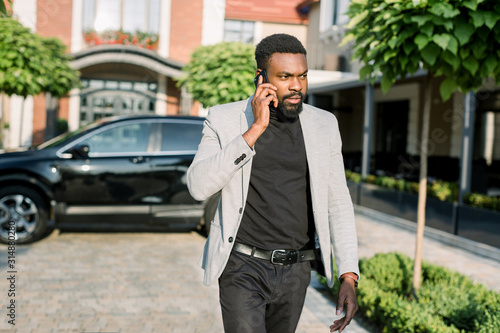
130 156 150 164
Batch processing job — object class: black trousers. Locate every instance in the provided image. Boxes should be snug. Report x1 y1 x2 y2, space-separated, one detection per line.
219 251 311 333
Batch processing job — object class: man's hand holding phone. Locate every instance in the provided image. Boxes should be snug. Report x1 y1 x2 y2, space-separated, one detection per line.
243 71 278 148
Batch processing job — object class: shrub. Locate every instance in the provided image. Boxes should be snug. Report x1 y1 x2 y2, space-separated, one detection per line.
322 252 500 333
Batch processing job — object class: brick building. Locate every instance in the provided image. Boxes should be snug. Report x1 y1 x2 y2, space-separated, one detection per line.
2 0 307 148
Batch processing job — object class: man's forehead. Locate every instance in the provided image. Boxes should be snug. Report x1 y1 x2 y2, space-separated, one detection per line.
268 53 308 72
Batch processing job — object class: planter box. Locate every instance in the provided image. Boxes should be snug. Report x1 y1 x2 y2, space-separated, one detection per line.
457 206 500 248
347 181 360 205
346 182 500 248
358 183 454 233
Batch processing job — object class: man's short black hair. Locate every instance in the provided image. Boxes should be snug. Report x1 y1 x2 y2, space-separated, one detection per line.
255 33 307 71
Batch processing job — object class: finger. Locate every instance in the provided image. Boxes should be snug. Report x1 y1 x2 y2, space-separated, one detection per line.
258 73 264 85
336 296 345 316
329 317 345 332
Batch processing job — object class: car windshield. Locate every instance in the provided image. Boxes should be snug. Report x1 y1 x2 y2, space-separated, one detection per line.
36 121 105 149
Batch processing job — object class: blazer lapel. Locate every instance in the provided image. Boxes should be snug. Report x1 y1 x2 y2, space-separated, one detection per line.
299 105 320 189
240 97 254 199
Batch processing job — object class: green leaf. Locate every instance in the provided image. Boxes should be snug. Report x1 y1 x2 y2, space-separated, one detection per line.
410 15 431 27
383 49 397 62
359 65 373 80
340 33 355 47
432 16 454 31
421 43 441 66
433 34 451 50
446 36 458 55
454 21 475 45
388 37 398 49
346 10 369 29
439 78 457 101
415 34 430 51
429 3 460 18
420 23 434 37
381 76 393 93
483 54 497 75
470 11 486 28
472 41 488 58
484 12 500 30
442 51 460 71
463 56 479 75
403 42 415 55
463 0 478 11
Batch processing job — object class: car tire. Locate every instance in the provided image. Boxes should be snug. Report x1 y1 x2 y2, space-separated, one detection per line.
0 186 50 245
203 193 220 236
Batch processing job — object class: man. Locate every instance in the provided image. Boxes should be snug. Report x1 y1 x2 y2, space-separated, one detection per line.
187 33 359 333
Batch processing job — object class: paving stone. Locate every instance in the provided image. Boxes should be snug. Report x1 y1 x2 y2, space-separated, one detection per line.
0 208 499 332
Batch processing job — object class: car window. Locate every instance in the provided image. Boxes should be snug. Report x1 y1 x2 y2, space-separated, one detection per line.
161 122 203 152
80 122 151 155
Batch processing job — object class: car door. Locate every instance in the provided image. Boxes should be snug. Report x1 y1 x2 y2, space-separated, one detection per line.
54 120 155 225
149 119 204 228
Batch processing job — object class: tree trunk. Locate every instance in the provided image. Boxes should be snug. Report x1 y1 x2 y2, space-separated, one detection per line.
412 74 432 296
0 92 4 149
19 97 25 147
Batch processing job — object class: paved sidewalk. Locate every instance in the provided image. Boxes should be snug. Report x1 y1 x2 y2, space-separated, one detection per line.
0 206 499 333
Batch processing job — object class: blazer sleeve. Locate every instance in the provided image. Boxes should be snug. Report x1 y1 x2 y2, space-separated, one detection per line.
327 117 360 278
187 108 255 201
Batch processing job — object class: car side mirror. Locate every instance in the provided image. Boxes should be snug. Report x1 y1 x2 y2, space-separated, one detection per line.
66 144 90 159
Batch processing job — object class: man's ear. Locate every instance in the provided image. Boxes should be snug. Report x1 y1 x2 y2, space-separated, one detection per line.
255 69 262 76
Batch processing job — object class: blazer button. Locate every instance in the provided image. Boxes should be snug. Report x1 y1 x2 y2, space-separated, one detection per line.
228 237 234 243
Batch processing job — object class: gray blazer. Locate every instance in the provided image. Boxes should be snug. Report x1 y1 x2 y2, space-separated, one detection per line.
187 97 359 287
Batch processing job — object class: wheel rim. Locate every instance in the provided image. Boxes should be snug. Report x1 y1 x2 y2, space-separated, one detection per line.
0 194 39 241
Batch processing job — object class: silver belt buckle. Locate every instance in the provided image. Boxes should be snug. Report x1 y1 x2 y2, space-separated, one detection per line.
271 249 287 265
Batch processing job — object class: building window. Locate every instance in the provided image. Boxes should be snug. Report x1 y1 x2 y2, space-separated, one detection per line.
224 20 254 44
83 0 160 34
320 0 350 32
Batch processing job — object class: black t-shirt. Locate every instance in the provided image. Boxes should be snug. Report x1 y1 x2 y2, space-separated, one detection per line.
236 112 314 250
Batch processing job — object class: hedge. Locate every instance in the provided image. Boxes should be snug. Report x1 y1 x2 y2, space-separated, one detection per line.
344 170 500 212
321 252 500 332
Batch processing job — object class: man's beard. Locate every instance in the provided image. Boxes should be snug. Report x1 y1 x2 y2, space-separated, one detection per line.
275 92 304 122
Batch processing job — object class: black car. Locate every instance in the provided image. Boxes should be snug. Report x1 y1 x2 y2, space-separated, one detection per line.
0 115 206 244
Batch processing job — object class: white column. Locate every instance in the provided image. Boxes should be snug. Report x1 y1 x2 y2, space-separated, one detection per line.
156 76 168 115
10 96 34 147
71 0 83 53
158 0 172 58
361 83 373 178
12 0 37 30
68 89 81 131
483 112 495 166
201 0 226 45
458 91 476 203
11 0 37 147
253 21 263 44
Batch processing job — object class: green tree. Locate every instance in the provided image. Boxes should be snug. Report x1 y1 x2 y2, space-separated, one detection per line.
0 17 80 147
0 1 12 17
177 42 256 108
343 0 500 292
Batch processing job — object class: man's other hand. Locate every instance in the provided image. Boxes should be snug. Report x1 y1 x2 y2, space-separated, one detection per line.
329 278 358 332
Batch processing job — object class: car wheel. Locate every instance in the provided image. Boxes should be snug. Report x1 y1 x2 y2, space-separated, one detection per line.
0 186 49 245
203 193 220 236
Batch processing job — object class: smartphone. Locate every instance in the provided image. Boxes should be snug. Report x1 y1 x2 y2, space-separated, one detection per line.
254 69 269 88
253 70 276 111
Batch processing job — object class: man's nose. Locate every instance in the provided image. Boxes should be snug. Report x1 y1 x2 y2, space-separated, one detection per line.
289 77 302 91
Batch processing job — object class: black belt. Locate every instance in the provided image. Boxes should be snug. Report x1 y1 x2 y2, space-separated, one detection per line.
232 242 316 265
